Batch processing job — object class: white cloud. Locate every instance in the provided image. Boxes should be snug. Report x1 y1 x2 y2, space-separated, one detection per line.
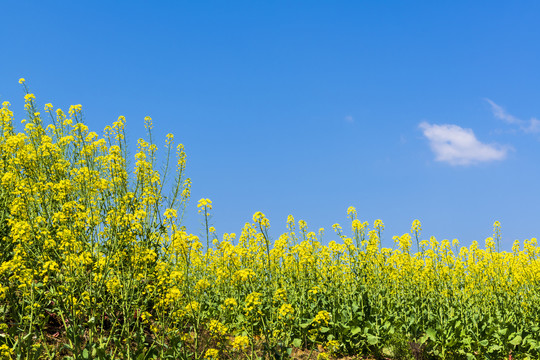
344 115 354 123
485 99 540 133
525 118 540 133
419 122 509 165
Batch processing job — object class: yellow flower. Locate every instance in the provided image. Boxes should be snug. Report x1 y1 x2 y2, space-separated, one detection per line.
253 211 270 228
253 211 265 223
223 297 238 311
287 214 295 227
163 208 177 219
232 335 249 351
325 339 340 355
278 303 294 320
207 319 228 337
244 292 262 316
141 311 152 323
352 219 364 232
68 104 82 115
313 310 331 325
273 288 287 303
18 78 25 84
411 219 422 234
347 206 357 219
198 198 212 214
144 116 153 130
185 301 200 314
0 344 13 358
204 348 219 360
195 278 210 293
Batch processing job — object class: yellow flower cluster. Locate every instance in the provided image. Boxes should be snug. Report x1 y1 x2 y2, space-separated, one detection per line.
231 335 249 351
273 288 287 303
244 292 262 317
207 319 228 337
2 86 540 359
204 348 219 359
277 303 294 321
197 198 212 214
313 310 331 326
222 297 238 311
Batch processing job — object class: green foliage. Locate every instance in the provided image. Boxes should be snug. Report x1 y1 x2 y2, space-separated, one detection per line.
0 85 539 359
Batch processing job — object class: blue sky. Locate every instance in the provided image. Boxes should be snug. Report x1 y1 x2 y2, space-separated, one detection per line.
1 1 539 250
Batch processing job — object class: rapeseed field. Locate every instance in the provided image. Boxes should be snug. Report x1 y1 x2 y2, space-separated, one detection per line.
0 81 539 359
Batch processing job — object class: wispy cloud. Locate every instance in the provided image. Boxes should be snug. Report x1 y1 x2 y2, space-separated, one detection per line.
485 99 540 134
419 122 509 166
344 115 354 123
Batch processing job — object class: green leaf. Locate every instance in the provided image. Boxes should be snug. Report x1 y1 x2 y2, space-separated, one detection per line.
527 339 538 349
479 339 489 347
320 326 330 333
292 338 302 348
367 334 379 345
488 344 502 352
425 328 437 341
82 349 89 359
510 335 522 346
351 327 362 335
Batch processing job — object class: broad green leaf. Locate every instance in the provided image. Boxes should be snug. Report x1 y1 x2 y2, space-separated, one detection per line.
367 334 379 345
292 338 302 348
527 338 538 349
425 328 436 341
510 335 522 346
479 339 489 347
